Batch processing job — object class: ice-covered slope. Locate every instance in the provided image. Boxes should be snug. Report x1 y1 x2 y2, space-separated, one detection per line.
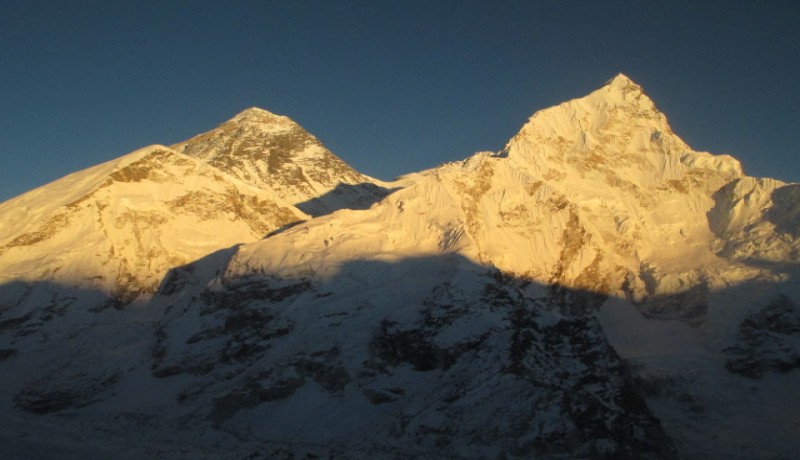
0 145 305 302
171 107 392 217
708 176 800 261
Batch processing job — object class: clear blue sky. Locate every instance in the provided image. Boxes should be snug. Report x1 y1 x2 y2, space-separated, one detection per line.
1 0 798 202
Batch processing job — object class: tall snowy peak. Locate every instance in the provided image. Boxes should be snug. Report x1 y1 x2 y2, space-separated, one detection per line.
148 75 800 458
504 73 742 189
442 75 787 298
219 75 797 317
2 75 799 460
171 108 391 217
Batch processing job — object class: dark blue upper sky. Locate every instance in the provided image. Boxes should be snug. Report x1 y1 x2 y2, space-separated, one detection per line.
2 0 798 202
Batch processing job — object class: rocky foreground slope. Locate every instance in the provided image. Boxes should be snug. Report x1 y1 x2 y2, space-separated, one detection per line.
1 75 798 459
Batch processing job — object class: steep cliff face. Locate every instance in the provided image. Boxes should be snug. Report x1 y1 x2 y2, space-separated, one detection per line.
708 177 800 261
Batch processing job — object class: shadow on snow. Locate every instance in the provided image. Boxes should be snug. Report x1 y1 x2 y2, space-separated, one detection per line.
0 247 798 458
294 182 398 218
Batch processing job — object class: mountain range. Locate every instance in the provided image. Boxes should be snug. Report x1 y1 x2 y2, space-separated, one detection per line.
1 74 798 459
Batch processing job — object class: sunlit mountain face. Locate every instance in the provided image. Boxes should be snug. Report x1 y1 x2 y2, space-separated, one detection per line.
1 75 798 459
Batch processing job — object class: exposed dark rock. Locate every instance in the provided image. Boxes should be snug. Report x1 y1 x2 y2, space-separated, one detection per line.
15 373 120 414
0 348 17 361
148 257 677 458
724 295 800 378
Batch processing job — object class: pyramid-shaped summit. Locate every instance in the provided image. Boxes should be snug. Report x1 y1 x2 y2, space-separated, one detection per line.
503 73 743 191
170 107 391 217
512 73 664 142
605 72 637 87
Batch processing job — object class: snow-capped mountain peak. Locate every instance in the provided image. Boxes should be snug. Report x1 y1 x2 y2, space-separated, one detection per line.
605 72 641 92
512 74 666 149
171 107 390 216
504 75 742 186
1 75 798 460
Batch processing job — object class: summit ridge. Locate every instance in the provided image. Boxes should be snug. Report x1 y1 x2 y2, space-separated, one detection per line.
605 72 638 87
229 106 295 126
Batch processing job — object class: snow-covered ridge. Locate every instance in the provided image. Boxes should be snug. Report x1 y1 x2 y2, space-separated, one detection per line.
0 143 309 299
230 106 297 127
